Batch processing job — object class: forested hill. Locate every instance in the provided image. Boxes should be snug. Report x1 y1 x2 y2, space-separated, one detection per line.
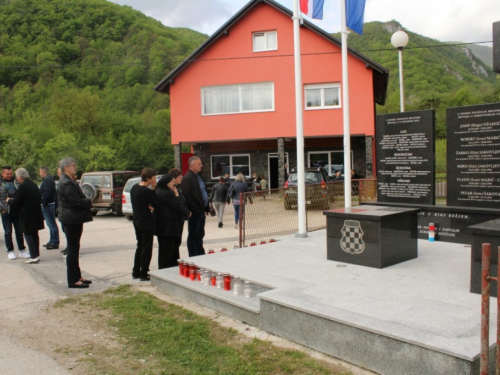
0 2 498 177
0 0 207 176
336 21 499 136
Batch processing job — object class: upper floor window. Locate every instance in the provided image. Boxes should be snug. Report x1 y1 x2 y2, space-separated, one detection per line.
305 83 341 110
252 31 277 52
202 82 274 115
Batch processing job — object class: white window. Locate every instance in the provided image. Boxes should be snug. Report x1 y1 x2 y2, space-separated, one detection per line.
202 82 274 115
252 31 277 52
308 151 352 177
304 83 341 110
211 155 251 179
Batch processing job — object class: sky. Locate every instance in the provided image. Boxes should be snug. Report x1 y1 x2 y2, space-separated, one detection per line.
110 0 499 45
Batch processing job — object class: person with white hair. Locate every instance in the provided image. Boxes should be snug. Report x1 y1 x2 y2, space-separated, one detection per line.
57 157 93 288
6 168 45 263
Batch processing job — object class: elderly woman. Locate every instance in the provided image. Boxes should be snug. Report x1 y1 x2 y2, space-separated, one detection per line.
155 174 190 269
6 168 44 264
57 157 93 289
226 173 252 228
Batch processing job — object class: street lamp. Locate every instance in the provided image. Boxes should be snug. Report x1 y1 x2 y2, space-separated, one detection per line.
391 30 409 112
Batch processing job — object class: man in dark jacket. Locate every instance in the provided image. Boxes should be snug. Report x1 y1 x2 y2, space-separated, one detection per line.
39 166 60 249
0 165 27 260
180 156 209 257
6 168 44 263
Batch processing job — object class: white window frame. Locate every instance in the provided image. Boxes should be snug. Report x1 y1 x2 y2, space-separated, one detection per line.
211 154 251 179
252 31 277 52
201 82 275 116
304 83 341 110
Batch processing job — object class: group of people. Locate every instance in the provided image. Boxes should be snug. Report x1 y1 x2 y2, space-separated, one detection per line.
1 158 93 289
130 157 208 281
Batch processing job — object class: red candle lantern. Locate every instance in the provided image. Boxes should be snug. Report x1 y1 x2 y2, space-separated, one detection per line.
208 249 215 254
211 274 217 286
269 238 276 243
260 240 266 245
221 247 228 252
223 273 232 291
178 259 184 276
250 242 257 247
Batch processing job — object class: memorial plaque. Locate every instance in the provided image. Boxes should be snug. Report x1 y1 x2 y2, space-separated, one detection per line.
376 110 435 205
446 103 500 209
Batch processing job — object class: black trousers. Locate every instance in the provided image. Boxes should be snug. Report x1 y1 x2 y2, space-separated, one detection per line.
132 222 154 278
64 223 83 286
187 211 206 257
158 236 181 269
24 232 40 259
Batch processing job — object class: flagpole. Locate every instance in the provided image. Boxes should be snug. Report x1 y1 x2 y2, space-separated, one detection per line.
340 0 352 208
292 0 307 236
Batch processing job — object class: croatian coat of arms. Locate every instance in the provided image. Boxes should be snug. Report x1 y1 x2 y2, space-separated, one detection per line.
340 220 365 255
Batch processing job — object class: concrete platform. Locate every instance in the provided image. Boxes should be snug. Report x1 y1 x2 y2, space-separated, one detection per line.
150 230 498 375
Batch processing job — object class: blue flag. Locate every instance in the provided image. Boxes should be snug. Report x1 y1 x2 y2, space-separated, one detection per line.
346 0 366 35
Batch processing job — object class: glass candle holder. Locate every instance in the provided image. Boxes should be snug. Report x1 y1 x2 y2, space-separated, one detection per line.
244 281 252 298
211 273 217 286
197 268 203 282
232 276 242 295
183 261 190 277
208 249 215 254
189 268 196 281
216 273 223 289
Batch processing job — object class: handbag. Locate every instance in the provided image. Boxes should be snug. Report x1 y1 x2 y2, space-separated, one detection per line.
209 203 216 217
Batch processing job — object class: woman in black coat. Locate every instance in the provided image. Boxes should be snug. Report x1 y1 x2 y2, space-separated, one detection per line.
7 168 44 263
155 174 190 269
57 157 93 289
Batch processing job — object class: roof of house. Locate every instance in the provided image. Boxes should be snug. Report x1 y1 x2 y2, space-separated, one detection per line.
154 0 389 105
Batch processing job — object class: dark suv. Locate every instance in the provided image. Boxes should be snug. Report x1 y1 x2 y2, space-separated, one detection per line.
283 167 331 210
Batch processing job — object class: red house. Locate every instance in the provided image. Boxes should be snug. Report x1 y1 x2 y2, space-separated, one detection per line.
155 0 388 188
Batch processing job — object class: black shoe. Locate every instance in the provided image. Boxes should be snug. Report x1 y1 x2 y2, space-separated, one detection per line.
140 276 150 281
46 243 59 250
43 243 48 248
60 248 68 255
218 222 222 228
68 283 89 289
132 274 140 280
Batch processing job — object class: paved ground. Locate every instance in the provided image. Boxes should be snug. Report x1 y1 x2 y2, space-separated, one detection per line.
0 209 370 375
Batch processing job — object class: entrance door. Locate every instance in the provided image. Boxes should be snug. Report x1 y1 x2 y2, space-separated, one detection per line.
268 153 288 189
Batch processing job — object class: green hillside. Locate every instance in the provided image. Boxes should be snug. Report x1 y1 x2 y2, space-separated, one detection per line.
0 3 498 177
0 0 207 176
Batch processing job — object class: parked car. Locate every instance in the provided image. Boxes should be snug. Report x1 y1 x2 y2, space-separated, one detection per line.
283 167 331 210
122 175 163 221
80 171 140 216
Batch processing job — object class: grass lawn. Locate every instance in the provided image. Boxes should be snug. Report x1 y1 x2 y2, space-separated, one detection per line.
55 285 351 375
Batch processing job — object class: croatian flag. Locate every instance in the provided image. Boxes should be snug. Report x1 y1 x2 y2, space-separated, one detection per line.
300 0 324 20
346 0 366 35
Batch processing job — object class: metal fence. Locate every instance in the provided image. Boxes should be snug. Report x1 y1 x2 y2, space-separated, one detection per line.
238 179 377 246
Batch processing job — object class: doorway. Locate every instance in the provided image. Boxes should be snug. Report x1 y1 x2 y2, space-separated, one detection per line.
268 153 288 189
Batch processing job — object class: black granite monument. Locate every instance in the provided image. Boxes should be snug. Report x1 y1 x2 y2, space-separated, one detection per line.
324 205 419 268
376 110 435 205
468 219 500 297
446 103 500 209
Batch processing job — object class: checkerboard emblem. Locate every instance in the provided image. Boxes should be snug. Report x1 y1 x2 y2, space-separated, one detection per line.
340 220 365 255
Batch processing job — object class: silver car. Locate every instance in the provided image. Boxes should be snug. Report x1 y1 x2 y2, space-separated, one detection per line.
122 175 163 220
